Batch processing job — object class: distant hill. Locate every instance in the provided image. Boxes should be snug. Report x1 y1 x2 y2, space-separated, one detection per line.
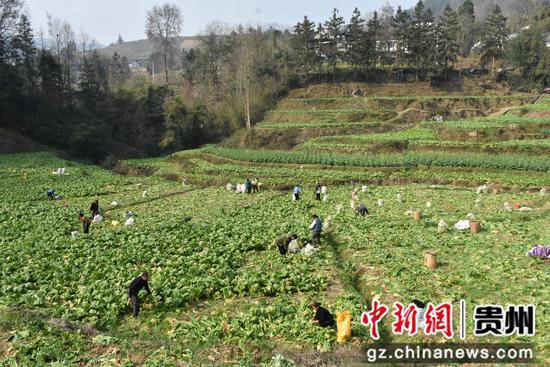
98 36 201 62
424 0 548 29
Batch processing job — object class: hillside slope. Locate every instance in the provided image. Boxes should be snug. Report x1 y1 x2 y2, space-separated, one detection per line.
0 128 49 154
229 80 536 150
98 36 200 61
424 0 546 21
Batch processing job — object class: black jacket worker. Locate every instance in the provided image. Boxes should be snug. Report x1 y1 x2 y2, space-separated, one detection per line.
79 213 91 234
128 272 151 317
356 203 369 217
311 302 335 327
90 200 99 217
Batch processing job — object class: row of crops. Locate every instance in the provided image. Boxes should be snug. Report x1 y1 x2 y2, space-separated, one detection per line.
255 121 381 129
299 129 550 153
421 116 550 130
201 146 550 172
286 95 532 102
123 153 550 189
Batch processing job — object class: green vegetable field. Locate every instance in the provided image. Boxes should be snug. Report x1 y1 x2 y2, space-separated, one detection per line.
0 149 548 366
1 83 549 366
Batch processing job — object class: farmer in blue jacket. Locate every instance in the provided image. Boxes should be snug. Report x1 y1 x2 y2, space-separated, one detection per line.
309 214 323 246
293 185 302 200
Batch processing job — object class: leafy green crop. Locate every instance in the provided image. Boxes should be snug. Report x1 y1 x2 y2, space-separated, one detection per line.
201 146 550 172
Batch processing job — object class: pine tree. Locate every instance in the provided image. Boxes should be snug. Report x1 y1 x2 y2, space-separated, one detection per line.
435 5 459 78
324 8 345 82
393 6 411 80
344 8 366 75
458 0 476 58
290 16 317 77
38 51 63 99
11 14 36 91
366 11 381 72
109 52 130 89
378 3 395 75
409 0 435 80
480 5 508 78
315 22 325 75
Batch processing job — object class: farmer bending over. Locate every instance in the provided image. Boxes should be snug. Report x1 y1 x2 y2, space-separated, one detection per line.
356 203 369 217
245 179 253 194
311 302 334 327
276 234 298 255
90 199 99 217
309 214 323 246
47 189 61 200
128 272 152 317
252 178 260 193
79 213 92 234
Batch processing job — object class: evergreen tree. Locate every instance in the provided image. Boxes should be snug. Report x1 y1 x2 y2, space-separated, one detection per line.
480 5 508 78
393 6 411 79
435 5 460 77
366 11 381 72
344 8 366 75
38 51 63 99
458 0 476 58
109 52 130 89
10 13 36 91
324 8 345 82
506 5 550 86
409 0 435 80
378 3 395 75
80 51 108 108
315 22 326 75
290 16 317 77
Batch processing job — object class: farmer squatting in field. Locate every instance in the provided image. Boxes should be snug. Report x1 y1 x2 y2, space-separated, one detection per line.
311 302 335 328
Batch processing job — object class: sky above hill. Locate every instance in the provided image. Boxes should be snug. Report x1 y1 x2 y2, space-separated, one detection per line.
24 0 418 45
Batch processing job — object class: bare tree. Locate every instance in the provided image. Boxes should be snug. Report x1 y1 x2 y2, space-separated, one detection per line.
79 30 90 61
47 14 76 94
145 3 183 83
